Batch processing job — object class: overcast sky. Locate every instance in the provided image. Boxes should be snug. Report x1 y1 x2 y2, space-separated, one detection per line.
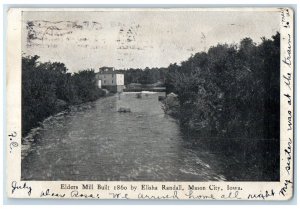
22 10 280 72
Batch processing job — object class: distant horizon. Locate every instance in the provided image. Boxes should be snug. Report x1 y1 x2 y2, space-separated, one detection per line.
22 10 280 72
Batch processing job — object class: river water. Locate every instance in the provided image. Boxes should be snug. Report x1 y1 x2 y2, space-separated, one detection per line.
22 92 279 181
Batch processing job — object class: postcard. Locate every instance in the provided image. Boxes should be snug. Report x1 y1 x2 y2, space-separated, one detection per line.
6 7 294 200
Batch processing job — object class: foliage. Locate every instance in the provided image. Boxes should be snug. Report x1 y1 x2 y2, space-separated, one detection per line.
22 56 104 136
165 32 280 139
117 67 167 85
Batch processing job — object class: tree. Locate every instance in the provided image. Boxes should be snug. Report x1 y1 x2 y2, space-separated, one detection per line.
164 32 280 139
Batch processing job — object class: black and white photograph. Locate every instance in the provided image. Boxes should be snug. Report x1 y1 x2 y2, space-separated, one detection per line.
20 9 282 182
5 7 294 200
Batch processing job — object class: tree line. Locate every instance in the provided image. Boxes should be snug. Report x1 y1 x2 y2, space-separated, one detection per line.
115 67 167 85
165 32 280 139
22 32 280 140
22 55 105 136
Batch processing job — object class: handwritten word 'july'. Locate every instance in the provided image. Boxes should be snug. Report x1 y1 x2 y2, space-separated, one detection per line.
11 181 32 196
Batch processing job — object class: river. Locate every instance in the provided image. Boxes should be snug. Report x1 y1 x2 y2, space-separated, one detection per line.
21 92 279 181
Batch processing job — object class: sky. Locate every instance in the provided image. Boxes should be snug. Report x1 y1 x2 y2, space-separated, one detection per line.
22 10 280 73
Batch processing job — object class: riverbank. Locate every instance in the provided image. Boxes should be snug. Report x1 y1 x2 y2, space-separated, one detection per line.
160 92 280 141
160 93 180 118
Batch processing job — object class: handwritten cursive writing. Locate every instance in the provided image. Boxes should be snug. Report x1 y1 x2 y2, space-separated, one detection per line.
220 191 241 200
138 191 179 200
282 34 292 67
287 110 292 131
185 190 215 200
40 189 65 198
11 181 32 196
279 179 293 196
285 138 292 175
281 9 290 28
109 192 129 199
283 73 292 90
248 189 275 200
8 132 19 153
70 190 100 199
284 94 292 105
